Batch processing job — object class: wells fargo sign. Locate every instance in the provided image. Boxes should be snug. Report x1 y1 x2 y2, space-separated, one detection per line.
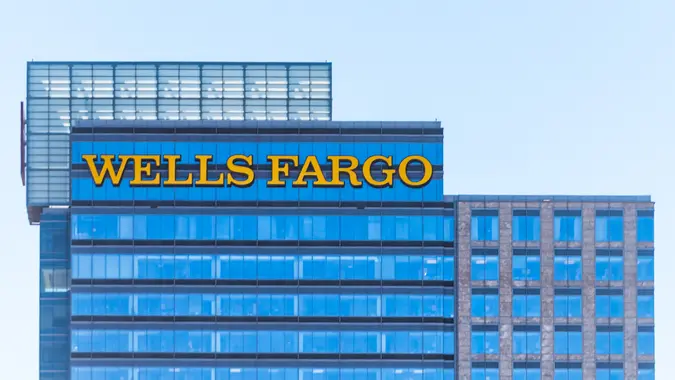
81 154 434 188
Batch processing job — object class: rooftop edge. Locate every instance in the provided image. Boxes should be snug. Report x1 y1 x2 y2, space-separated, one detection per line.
27 60 332 66
73 120 442 129
444 195 652 203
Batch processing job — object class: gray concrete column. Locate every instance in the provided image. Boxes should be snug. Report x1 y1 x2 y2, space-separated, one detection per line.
582 203 597 378
457 202 473 380
623 203 638 380
499 203 513 380
540 201 555 380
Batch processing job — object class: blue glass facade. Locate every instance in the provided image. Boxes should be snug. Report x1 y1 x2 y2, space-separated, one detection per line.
66 119 454 380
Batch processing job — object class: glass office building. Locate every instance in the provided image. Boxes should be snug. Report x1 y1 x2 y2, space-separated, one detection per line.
25 62 655 380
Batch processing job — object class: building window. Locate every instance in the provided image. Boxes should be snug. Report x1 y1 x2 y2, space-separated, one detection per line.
41 268 70 293
471 368 499 380
595 256 623 281
513 331 541 354
513 211 540 241
471 330 499 354
513 368 541 380
595 211 624 242
513 295 541 317
638 331 655 355
596 331 624 355
554 368 582 380
513 255 540 281
596 295 623 318
554 295 582 318
445 217 455 242
472 294 499 317
637 255 654 281
554 255 582 281
471 254 499 281
638 368 655 380
554 331 582 354
637 295 655 318
471 211 499 241
554 212 582 241
596 368 624 380
637 211 654 242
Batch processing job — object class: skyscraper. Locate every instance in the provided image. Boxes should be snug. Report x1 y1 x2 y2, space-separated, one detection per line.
24 61 655 380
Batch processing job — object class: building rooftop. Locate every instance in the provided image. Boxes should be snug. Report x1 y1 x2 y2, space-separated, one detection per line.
445 194 652 203
73 120 442 130
28 60 332 65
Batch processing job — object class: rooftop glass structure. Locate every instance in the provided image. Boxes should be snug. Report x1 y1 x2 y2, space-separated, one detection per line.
24 61 332 223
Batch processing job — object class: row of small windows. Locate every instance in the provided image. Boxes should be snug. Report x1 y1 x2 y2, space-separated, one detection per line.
68 291 654 320
71 178 444 202
471 254 654 282
474 368 659 380
71 329 454 355
471 330 654 355
471 212 654 242
31 101 331 120
71 254 455 281
71 367 453 380
29 63 329 75
28 66 331 100
71 142 444 165
471 294 654 319
71 293 455 318
67 366 656 380
71 214 454 242
28 101 331 130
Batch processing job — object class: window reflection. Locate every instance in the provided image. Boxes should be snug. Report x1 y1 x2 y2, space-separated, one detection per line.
637 212 655 242
554 368 582 380
513 256 540 281
595 214 624 242
596 256 624 281
554 331 582 354
512 214 540 241
554 215 581 242
72 253 454 281
71 366 454 380
471 294 499 317
471 215 499 241
512 331 541 354
512 295 541 317
554 295 582 318
596 295 624 318
637 256 654 281
554 256 582 282
471 330 499 354
72 214 455 242
72 329 454 354
71 292 454 318
596 331 624 355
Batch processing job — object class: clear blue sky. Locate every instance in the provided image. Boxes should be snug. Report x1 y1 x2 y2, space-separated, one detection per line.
0 0 672 377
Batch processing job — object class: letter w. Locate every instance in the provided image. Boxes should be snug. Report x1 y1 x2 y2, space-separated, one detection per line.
82 154 131 186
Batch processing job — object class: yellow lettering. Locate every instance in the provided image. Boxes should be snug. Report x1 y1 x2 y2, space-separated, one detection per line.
326 155 362 187
267 155 299 187
163 155 193 186
399 155 433 188
195 155 224 186
82 153 434 189
362 155 395 188
82 154 130 186
227 155 254 187
293 155 330 187
129 155 161 186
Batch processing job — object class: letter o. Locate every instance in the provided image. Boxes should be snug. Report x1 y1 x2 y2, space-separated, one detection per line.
399 155 433 188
